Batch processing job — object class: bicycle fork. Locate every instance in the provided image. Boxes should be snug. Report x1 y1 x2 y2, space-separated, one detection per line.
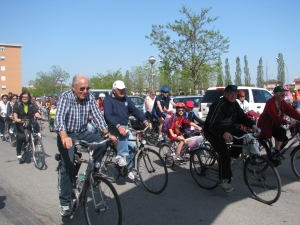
89 173 108 212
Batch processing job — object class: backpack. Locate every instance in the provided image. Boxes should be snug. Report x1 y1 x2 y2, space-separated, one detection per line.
162 115 175 133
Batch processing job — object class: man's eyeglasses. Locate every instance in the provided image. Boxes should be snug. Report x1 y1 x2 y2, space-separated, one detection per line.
79 86 90 91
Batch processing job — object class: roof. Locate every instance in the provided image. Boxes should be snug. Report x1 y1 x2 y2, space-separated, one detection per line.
0 43 22 47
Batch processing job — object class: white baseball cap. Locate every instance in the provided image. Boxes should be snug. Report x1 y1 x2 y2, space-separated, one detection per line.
99 93 105 98
112 80 126 90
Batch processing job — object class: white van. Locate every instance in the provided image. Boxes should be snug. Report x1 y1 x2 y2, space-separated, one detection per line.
199 86 272 120
90 89 112 99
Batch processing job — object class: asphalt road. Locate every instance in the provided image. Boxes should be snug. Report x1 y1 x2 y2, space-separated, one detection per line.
0 122 300 225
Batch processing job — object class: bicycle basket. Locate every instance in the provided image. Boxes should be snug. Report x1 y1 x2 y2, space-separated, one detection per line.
243 135 260 155
185 136 204 148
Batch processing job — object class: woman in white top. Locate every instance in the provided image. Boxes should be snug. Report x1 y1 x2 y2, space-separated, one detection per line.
143 91 156 119
236 90 249 112
0 94 9 137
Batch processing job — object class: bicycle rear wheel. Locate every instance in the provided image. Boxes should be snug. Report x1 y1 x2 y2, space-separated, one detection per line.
32 136 45 170
190 147 219 189
9 133 16 147
244 155 281 204
144 131 159 146
3 126 10 143
137 148 168 194
84 175 122 225
159 143 174 168
291 146 300 180
100 147 119 182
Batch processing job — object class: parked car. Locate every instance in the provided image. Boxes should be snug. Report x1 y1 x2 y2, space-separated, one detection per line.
200 86 272 120
172 95 204 116
128 96 145 129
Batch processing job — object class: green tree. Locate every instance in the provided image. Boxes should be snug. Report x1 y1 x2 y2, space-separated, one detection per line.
234 57 242 86
224 58 231 85
146 6 230 91
29 65 70 96
90 69 123 89
216 56 224 86
276 52 285 85
257 57 264 88
244 55 251 86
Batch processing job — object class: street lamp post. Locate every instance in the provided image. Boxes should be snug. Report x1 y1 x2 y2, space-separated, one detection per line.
148 56 156 92
276 57 289 90
58 78 63 93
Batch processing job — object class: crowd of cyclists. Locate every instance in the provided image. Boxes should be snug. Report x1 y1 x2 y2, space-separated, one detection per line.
1 75 300 219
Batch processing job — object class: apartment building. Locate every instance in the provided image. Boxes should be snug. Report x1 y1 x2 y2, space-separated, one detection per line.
0 43 22 96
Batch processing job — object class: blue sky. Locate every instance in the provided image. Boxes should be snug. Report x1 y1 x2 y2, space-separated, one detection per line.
1 0 299 87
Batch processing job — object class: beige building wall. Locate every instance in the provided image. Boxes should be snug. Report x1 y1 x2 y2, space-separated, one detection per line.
0 43 22 96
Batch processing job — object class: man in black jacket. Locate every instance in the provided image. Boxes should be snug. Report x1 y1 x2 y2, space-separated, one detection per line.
204 85 258 193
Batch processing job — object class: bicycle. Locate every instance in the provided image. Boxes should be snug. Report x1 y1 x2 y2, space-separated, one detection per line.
190 132 282 204
258 121 300 180
55 138 122 225
3 119 17 147
18 119 45 170
159 129 209 168
100 126 168 194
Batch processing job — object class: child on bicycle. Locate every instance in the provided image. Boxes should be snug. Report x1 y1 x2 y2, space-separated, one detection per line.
166 102 202 160
49 105 56 128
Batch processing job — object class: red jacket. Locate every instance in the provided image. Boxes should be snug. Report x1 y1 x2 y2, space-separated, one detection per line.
258 97 300 138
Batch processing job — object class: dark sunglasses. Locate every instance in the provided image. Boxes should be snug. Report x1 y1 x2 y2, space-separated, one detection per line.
177 109 185 112
79 86 90 91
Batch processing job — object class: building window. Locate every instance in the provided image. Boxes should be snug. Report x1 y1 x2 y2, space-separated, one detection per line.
0 47 4 51
1 76 5 81
0 66 5 71
1 86 6 90
0 56 4 61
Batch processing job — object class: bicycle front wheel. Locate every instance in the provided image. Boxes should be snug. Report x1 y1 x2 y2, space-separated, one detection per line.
244 155 281 204
100 147 119 182
32 136 45 170
291 146 300 180
137 148 168 194
84 175 122 225
159 143 174 168
190 147 219 189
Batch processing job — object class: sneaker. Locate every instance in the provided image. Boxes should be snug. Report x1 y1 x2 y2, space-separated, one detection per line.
272 152 285 160
0 134 3 137
218 179 235 193
17 154 22 159
174 154 183 161
60 205 71 217
115 155 127 167
128 171 135 180
9 129 13 134
158 135 164 141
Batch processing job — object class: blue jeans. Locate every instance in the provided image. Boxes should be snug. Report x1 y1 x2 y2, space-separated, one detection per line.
108 124 136 170
57 130 106 206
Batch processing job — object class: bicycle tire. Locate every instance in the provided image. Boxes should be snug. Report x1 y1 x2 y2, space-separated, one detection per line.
291 146 300 180
57 161 62 193
245 141 270 173
189 147 219 190
158 143 174 168
137 148 168 194
84 175 122 225
100 147 119 182
32 136 45 170
244 155 281 204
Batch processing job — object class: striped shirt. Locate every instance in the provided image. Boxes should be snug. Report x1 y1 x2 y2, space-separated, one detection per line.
55 90 108 133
